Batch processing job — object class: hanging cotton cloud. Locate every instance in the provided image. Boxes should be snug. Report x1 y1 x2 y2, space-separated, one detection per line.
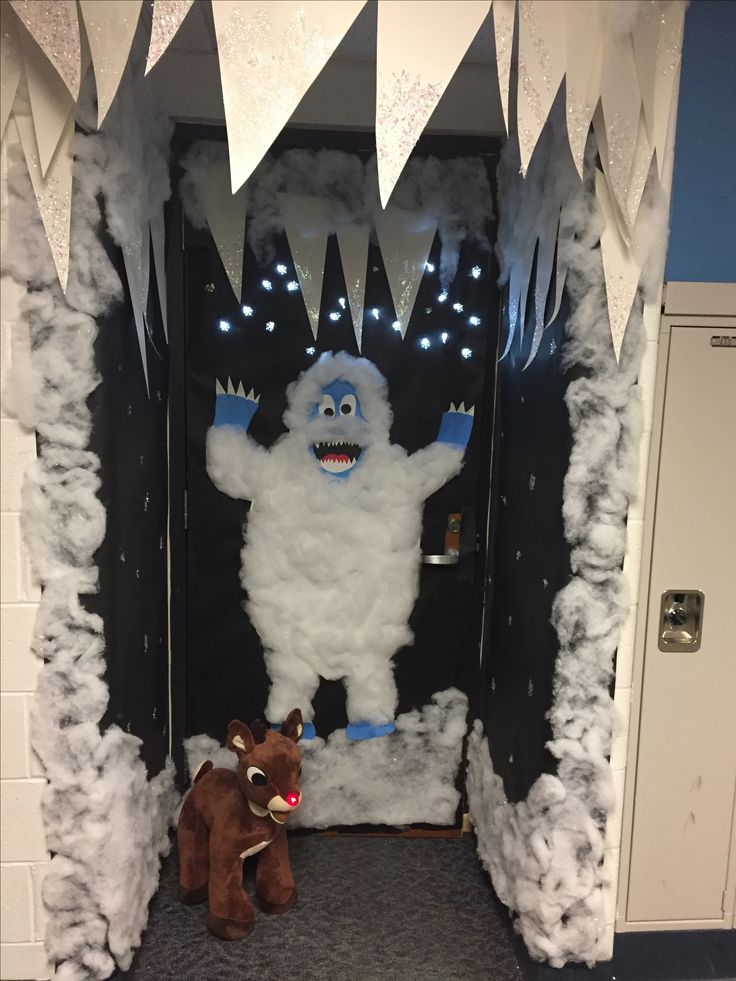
207 352 470 728
467 110 669 967
185 688 468 828
180 143 493 289
2 75 177 981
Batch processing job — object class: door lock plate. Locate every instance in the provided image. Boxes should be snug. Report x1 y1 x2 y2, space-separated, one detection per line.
658 590 704 652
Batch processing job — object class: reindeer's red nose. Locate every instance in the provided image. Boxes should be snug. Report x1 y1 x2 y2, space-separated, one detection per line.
285 792 300 808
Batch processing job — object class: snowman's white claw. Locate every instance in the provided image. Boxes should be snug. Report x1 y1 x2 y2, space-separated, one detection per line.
227 377 236 395
216 379 225 395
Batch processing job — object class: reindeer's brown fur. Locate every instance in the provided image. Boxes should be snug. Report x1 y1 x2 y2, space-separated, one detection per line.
178 709 303 940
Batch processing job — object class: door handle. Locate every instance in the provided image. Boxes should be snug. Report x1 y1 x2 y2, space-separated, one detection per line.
422 513 462 566
422 551 459 566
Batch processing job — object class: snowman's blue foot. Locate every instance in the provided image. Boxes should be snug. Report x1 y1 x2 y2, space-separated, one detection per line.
271 721 316 740
346 721 396 741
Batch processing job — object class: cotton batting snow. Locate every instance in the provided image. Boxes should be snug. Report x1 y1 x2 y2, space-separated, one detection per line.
2 74 178 980
185 688 468 828
467 107 669 967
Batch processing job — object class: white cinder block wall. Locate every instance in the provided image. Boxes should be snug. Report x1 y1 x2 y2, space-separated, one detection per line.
0 136 52 981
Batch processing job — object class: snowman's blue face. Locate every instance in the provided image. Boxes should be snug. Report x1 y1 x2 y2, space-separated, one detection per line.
308 380 365 478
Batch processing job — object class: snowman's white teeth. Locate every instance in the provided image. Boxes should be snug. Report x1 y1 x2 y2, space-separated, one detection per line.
313 442 362 474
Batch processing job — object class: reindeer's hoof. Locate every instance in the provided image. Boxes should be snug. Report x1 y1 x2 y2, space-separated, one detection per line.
178 883 208 905
256 886 297 915
207 911 255 940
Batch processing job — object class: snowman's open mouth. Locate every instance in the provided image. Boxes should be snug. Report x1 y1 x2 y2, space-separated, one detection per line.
313 441 362 474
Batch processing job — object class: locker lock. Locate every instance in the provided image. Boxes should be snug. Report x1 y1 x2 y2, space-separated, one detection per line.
658 590 704 653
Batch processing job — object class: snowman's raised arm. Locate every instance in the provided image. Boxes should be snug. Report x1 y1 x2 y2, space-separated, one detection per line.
407 403 474 499
206 378 269 502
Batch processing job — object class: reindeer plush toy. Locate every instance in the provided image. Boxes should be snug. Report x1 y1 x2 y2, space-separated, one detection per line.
178 709 303 940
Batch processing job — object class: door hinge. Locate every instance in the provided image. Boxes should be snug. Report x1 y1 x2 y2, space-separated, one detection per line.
183 489 188 530
722 889 727 916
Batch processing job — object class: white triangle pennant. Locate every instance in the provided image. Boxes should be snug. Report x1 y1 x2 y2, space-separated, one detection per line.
150 210 168 340
524 210 560 369
599 28 642 219
122 223 150 396
145 0 194 75
1 4 22 138
79 0 143 127
596 170 641 362
564 0 603 179
10 0 81 99
211 0 365 193
336 224 370 352
17 18 75 177
375 0 490 207
517 1 566 176
195 154 247 302
374 205 437 340
632 0 660 146
492 0 516 136
14 106 74 293
625 110 654 228
280 194 330 341
652 1 685 177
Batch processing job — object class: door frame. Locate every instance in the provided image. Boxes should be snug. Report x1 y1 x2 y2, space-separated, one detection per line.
616 282 736 931
166 122 503 791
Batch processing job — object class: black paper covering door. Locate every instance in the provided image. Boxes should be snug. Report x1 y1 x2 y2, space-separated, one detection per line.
173 133 500 758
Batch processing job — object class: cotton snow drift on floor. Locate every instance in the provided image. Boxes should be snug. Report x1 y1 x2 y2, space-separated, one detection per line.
185 689 467 827
111 836 522 981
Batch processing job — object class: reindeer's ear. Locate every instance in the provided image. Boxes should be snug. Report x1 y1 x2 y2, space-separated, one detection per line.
281 708 304 742
227 720 254 756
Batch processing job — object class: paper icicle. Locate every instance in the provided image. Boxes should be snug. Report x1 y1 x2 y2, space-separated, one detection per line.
596 170 641 362
14 107 74 292
145 0 194 75
336 224 370 352
211 0 365 193
10 0 81 99
374 205 437 340
280 194 330 341
79 0 143 127
492 0 515 136
517 1 566 175
17 19 75 177
375 0 490 207
1 4 22 138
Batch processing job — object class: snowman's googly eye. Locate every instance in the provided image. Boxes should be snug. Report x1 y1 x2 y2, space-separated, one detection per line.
318 394 336 417
246 766 267 786
339 394 357 416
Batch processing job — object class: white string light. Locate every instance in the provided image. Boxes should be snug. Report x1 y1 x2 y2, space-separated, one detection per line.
275 264 287 275
468 315 481 326
265 321 275 332
242 305 253 317
306 346 316 355
338 297 346 309
437 291 448 303
420 337 431 350
471 266 481 279
218 319 231 333
286 281 299 292
452 302 464 313
425 261 435 273
461 346 472 359
261 279 273 291
371 308 380 320
329 311 341 321
392 320 402 332
441 332 449 344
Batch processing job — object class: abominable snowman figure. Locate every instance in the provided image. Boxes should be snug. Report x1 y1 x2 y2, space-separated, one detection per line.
207 352 473 740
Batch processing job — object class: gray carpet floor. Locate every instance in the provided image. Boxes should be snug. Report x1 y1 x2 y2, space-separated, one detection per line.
114 835 523 981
